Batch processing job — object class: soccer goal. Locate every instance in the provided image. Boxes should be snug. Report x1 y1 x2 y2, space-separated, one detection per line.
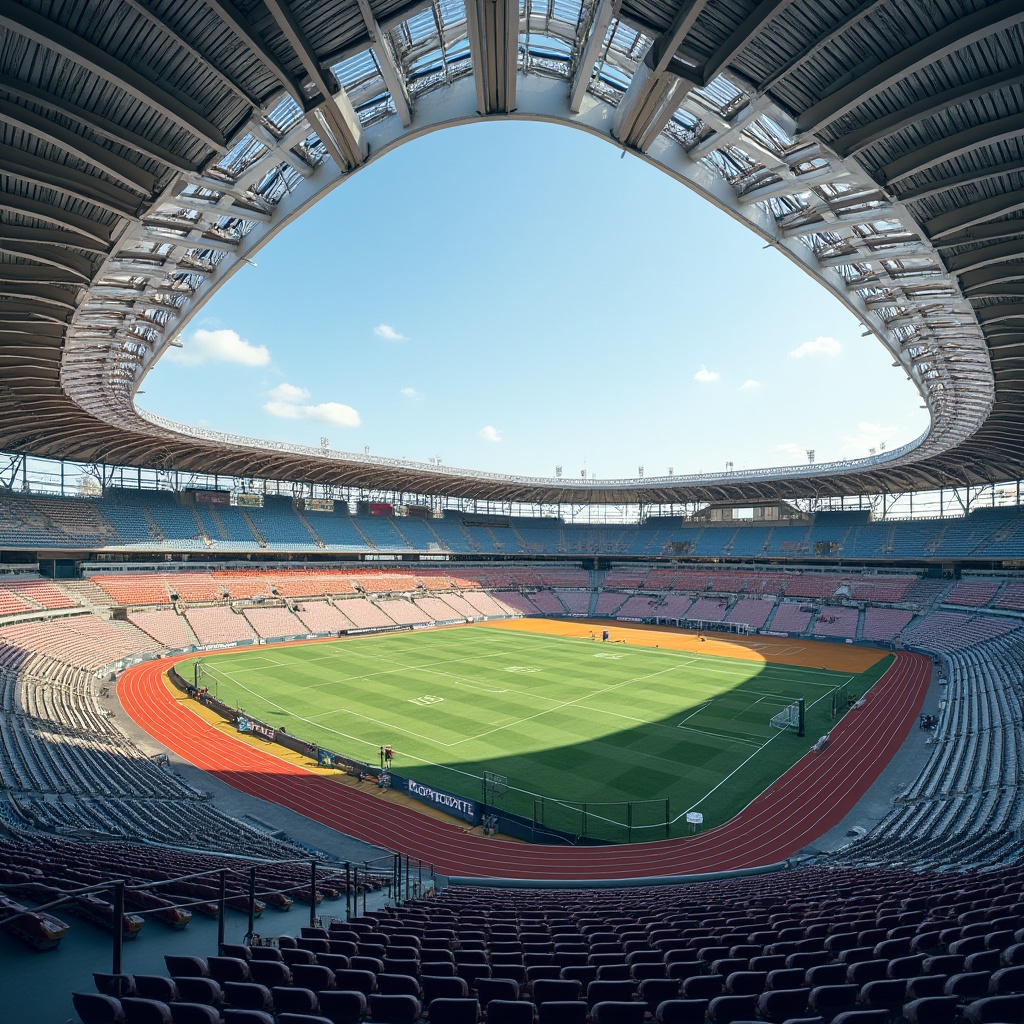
770 697 805 736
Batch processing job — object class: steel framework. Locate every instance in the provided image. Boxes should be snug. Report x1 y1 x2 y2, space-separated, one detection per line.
0 0 1022 505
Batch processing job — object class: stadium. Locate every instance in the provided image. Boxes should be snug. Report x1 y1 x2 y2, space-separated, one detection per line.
2 0 1024 1022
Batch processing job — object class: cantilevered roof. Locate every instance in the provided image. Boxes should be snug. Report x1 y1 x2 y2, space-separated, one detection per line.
1 0 1022 504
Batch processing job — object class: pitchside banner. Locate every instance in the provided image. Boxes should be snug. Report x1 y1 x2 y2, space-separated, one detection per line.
236 716 275 741
403 777 479 825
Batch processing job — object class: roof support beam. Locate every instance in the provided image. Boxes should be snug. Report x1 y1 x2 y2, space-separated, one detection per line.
881 112 1024 186
0 241 93 282
960 266 1024 294
0 145 141 219
834 66 1024 158
0 73 199 174
0 223 107 253
797 0 1024 134
976 305 1024 327
355 0 412 126
0 284 79 310
926 192 1024 241
895 158 1024 203
0 96 155 195
569 0 619 113
195 0 308 109
0 264 83 285
946 239 1024 275
759 0 887 92
700 0 793 84
0 4 227 152
117 0 261 111
0 193 111 244
611 0 705 150
262 0 368 168
935 220 1024 249
465 0 520 115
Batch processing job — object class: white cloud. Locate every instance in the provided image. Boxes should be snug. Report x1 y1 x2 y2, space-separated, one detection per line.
694 364 719 383
840 421 899 458
304 402 361 427
739 379 761 391
790 335 842 359
268 382 310 403
479 425 502 443
401 387 421 400
166 328 270 367
263 384 361 427
263 400 304 420
374 323 407 341
776 443 805 460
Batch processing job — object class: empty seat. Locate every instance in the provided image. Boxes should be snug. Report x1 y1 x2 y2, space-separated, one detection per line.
857 979 907 1014
171 979 222 1007
962 993 1024 1023
316 990 366 1024
168 1005 220 1024
422 976 469 1005
222 982 271 1011
846 961 888 987
902 996 959 1024
943 972 992 1001
707 993 758 1024
681 975 723 1000
807 985 858 1022
165 957 209 979
209 958 252 984
805 966 846 988
248 961 293 988
485 1000 536 1024
829 1013 889 1024
989 964 1024 995
250 947 284 962
586 980 636 1007
133 977 178 1002
533 980 583 1006
272 987 319 1015
222 1011 275 1024
292 965 334 991
73 993 126 1024
757 987 811 1023
426 997 480 1023
725 971 767 995
368 994 422 1024
378 974 422 997
905 976 949 1000
767 969 805 991
120 998 174 1024
537 1001 588 1024
333 969 376 996
591 1002 646 1024
655 999 710 1024
639 978 681 1013
476 978 519 1007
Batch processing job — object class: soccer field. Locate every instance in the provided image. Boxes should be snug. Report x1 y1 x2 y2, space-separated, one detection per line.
180 625 892 840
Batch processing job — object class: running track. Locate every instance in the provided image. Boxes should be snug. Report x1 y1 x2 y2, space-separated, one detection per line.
119 650 931 880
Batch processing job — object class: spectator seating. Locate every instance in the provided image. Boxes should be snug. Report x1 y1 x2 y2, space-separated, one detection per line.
812 606 860 639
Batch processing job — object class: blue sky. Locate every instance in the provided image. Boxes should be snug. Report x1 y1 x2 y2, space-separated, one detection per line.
141 121 928 480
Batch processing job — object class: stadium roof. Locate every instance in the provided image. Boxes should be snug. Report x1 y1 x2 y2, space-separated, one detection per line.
1 0 1023 505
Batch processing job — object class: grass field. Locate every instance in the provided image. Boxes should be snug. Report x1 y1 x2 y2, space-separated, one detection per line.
180 624 892 840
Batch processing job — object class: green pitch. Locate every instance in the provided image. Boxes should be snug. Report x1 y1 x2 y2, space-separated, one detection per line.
181 626 892 840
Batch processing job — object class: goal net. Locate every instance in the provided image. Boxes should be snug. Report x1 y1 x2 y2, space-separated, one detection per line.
532 797 670 843
770 700 803 732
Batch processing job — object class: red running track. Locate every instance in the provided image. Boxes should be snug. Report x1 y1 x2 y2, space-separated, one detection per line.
119 650 931 880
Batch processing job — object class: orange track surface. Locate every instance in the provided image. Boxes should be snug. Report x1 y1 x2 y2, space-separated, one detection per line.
119 647 931 880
